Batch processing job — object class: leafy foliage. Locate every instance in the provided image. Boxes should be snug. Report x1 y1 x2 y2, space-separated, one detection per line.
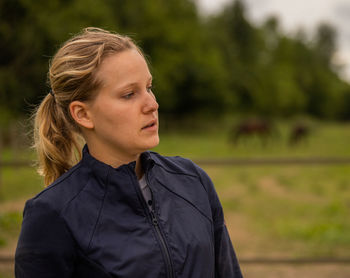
0 0 349 122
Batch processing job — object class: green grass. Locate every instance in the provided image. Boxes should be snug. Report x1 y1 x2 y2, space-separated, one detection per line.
0 147 35 162
0 167 43 202
0 119 349 261
0 269 13 278
0 211 22 248
204 164 350 257
154 120 350 158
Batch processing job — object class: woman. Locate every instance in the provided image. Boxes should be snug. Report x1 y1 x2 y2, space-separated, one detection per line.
15 27 243 278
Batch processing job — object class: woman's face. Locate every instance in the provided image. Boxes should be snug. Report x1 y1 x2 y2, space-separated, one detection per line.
85 49 159 162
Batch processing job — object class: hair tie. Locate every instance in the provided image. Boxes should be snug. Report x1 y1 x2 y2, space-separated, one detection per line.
49 90 54 97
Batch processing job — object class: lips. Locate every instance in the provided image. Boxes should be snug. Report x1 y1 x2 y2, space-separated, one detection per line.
142 119 157 130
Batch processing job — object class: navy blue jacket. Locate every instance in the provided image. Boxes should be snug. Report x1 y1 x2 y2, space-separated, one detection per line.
15 146 243 278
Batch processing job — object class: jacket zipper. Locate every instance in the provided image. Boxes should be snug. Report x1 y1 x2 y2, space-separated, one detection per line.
145 172 175 278
130 167 175 278
149 209 174 278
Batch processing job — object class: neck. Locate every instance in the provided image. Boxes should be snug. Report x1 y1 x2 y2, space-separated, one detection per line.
135 160 143 180
86 144 144 179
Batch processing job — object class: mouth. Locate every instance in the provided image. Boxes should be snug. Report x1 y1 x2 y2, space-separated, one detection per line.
142 120 157 130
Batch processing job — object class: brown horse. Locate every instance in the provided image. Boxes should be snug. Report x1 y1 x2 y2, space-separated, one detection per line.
289 123 310 145
229 118 274 145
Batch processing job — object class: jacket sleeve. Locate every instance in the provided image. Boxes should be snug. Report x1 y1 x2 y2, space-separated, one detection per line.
194 164 243 278
15 198 77 278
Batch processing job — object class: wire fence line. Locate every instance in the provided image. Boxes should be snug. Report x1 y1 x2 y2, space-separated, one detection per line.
1 256 350 265
1 157 350 168
238 257 350 264
194 157 350 166
1 157 350 188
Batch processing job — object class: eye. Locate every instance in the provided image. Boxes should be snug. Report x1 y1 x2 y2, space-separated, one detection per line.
122 92 135 99
147 85 153 93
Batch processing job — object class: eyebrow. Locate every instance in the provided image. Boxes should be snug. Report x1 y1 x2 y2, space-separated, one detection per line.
117 76 153 90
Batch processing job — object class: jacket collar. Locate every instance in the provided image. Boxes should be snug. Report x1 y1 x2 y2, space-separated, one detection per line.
81 144 155 185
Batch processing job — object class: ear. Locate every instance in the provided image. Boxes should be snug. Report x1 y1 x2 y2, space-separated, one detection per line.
69 101 94 129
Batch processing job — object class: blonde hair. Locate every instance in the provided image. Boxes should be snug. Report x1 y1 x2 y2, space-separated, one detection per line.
33 27 140 186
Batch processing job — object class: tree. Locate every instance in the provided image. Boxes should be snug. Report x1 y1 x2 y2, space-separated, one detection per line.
314 22 337 66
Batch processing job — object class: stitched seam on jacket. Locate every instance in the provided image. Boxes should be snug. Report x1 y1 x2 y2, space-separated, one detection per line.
87 167 111 252
33 162 83 199
58 174 94 218
194 166 226 230
54 173 101 252
153 158 210 196
156 178 213 223
194 167 209 194
152 158 214 221
153 161 198 179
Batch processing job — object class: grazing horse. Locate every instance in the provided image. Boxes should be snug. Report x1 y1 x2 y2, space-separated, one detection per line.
289 123 310 145
229 118 273 145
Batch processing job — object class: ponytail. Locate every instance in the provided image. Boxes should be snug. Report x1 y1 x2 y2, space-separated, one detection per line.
33 93 83 186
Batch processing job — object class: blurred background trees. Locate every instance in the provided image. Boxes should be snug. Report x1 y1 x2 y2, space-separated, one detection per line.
1 0 350 127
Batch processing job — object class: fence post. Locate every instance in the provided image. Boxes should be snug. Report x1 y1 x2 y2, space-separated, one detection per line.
10 123 19 169
0 127 2 192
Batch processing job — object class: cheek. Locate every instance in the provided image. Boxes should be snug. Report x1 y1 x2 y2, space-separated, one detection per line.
107 112 138 134
91 106 122 132
91 102 140 135
93 102 121 122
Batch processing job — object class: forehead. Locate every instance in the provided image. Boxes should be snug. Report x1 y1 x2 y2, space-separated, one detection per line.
96 49 151 87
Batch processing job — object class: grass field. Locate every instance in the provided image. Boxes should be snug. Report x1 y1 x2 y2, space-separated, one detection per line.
0 119 349 277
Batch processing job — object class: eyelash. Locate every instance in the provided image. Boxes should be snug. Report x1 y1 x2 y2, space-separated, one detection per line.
123 92 134 99
123 85 153 99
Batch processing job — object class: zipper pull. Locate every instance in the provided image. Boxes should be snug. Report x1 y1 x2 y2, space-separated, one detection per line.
150 210 158 226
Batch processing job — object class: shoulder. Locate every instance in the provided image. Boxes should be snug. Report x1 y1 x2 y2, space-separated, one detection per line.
148 152 223 217
148 151 213 189
148 151 200 176
26 160 92 215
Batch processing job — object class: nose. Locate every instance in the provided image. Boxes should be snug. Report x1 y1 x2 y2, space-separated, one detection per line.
142 91 159 113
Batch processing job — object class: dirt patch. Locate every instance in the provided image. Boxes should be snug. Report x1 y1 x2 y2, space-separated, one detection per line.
2 260 350 278
0 199 26 259
217 182 248 202
241 263 350 278
258 176 324 204
0 199 26 214
0 239 17 258
259 177 287 196
0 262 14 278
224 211 269 258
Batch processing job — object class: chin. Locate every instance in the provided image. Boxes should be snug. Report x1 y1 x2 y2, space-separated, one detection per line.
145 136 160 150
